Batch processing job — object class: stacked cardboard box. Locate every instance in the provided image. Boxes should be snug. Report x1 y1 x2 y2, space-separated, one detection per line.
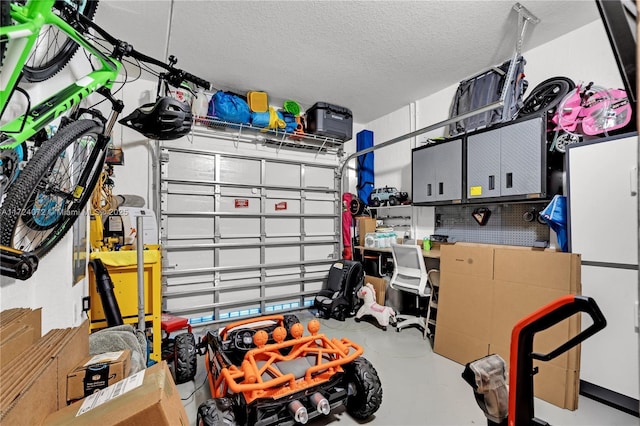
67 350 132 403
434 243 581 410
0 309 89 425
44 361 189 425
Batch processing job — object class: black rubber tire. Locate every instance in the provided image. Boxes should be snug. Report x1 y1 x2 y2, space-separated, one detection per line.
174 332 197 384
345 356 383 419
388 196 398 206
0 119 106 257
518 76 575 119
0 0 9 70
197 398 236 426
369 197 380 207
22 0 99 82
282 313 300 338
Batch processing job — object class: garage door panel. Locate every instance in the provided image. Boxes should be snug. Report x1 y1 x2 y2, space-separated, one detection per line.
305 192 335 201
219 288 261 304
305 200 334 214
266 218 300 236
265 189 301 199
220 157 261 185
168 182 216 196
219 217 260 237
304 280 324 293
166 217 215 238
220 187 259 197
265 284 303 297
266 267 303 277
265 198 300 214
305 166 334 187
167 152 215 180
304 218 335 236
166 194 214 211
220 195 261 213
304 245 334 261
265 163 300 186
168 249 214 270
265 246 300 264
219 247 260 267
219 271 261 281
165 293 213 312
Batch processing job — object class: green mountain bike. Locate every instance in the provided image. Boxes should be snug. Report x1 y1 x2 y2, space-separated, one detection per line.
0 0 209 278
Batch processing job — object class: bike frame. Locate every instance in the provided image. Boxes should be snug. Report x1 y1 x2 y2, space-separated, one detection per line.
0 0 121 149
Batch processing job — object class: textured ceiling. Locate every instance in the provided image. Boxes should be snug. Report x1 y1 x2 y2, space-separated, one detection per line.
95 0 601 124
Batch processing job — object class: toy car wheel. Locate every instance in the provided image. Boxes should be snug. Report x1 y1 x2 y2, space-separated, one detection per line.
345 356 383 419
388 196 398 206
197 398 236 426
174 332 197 384
283 314 301 338
370 197 380 207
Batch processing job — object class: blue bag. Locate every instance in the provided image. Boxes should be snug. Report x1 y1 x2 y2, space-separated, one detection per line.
213 91 250 124
540 195 568 252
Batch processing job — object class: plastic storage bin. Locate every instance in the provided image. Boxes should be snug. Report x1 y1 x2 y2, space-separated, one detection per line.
305 102 353 141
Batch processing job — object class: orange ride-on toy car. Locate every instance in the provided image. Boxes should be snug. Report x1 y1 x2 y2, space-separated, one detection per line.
197 314 383 425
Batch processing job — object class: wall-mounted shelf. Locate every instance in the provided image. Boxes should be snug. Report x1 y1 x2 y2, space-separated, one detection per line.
193 116 345 155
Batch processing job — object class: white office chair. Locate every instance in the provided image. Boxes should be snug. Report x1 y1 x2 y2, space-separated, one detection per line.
389 243 430 337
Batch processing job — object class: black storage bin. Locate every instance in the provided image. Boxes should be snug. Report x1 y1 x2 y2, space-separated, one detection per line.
306 102 353 141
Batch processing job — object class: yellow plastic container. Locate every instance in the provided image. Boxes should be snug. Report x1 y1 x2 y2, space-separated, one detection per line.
247 91 268 112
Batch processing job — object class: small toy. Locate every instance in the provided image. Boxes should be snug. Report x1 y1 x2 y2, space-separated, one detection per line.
355 283 397 330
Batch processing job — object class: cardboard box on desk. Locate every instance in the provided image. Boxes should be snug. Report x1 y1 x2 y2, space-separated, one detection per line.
67 350 132 403
433 243 582 410
44 361 189 426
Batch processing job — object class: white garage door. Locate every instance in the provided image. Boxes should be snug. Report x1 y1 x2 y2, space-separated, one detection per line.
159 130 342 325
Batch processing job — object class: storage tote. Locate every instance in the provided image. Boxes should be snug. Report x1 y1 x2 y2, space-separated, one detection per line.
305 102 353 141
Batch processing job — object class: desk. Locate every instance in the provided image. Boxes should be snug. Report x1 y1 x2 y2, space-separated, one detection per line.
354 244 442 259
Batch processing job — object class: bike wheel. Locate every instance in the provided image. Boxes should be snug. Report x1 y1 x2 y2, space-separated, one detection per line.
0 0 9 70
0 119 106 257
22 0 99 82
518 76 575 118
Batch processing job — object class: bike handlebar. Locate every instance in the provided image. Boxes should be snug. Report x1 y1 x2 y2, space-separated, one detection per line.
81 12 211 90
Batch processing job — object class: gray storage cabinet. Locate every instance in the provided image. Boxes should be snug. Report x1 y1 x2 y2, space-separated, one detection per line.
412 138 463 204
466 116 549 201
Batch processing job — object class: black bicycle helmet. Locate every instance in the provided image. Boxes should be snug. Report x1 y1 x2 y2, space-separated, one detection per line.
119 96 193 140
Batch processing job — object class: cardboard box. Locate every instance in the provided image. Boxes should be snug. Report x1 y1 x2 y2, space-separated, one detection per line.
67 350 132 403
357 217 377 245
433 243 582 410
0 308 42 368
364 275 387 305
44 361 189 426
1 320 89 425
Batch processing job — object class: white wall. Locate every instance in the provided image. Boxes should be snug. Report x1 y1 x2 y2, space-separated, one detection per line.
355 19 624 241
1 18 626 330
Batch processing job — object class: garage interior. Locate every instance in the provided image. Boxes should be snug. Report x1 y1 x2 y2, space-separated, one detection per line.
0 0 639 425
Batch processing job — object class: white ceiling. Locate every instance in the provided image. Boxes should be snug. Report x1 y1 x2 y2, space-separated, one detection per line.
94 0 601 124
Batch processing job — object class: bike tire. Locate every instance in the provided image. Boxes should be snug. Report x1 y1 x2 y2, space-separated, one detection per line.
22 0 99 82
0 119 106 258
518 76 575 119
0 0 9 70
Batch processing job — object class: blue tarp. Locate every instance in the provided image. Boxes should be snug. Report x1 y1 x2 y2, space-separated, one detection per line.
357 130 374 204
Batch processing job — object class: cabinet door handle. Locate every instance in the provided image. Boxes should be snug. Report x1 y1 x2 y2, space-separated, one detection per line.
427 184 432 197
506 172 513 188
630 167 637 197
438 182 444 195
489 175 495 190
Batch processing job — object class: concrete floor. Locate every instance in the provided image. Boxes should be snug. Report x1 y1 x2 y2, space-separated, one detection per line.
177 309 638 426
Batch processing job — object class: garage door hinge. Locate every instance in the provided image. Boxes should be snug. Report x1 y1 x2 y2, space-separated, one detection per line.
159 150 170 163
